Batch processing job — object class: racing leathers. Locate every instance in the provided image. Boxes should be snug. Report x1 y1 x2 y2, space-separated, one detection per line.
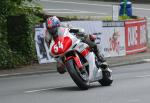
69 28 111 79
69 29 108 70
45 24 108 74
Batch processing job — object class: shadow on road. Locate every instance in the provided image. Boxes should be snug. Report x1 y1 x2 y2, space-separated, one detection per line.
42 84 104 92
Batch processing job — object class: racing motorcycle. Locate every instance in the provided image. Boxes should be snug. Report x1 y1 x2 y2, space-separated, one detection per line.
48 27 113 90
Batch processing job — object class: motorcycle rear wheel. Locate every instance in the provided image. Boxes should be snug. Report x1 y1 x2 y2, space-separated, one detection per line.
66 59 89 90
99 71 113 86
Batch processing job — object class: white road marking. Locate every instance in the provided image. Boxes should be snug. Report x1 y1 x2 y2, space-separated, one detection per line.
47 11 107 15
0 73 22 77
43 8 81 12
24 86 66 93
44 8 107 15
42 0 111 7
133 7 150 11
143 59 150 62
136 75 150 78
42 0 150 12
42 0 150 19
25 88 51 93
25 74 150 93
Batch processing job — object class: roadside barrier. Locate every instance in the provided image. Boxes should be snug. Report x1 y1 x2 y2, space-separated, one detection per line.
34 18 148 63
125 18 147 54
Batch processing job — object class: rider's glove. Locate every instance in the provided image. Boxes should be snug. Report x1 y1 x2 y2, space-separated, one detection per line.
89 35 96 41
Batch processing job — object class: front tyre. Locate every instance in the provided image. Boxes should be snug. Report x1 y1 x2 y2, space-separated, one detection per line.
65 59 89 90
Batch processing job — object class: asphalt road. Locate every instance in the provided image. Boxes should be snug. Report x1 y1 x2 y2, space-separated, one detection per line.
0 1 150 103
39 0 150 39
0 63 150 103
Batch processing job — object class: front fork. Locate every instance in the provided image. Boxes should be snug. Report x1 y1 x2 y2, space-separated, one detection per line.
64 51 83 70
64 51 102 82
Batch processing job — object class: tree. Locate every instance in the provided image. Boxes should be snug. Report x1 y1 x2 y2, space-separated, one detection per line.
0 0 43 69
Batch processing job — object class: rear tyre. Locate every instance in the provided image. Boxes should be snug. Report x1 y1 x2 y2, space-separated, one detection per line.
99 78 113 86
66 59 89 90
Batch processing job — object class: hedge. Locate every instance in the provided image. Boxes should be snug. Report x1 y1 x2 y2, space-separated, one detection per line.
0 0 44 69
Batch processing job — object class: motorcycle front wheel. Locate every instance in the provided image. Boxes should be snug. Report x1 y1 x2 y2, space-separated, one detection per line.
65 59 89 90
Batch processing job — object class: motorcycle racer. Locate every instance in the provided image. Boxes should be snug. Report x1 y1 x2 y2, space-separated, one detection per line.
45 16 110 77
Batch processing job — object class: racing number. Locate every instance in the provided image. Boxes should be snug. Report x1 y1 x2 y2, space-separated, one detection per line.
54 41 63 53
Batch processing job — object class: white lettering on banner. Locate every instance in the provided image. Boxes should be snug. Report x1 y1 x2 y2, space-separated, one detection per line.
125 18 147 54
103 21 124 27
128 26 138 46
140 25 146 45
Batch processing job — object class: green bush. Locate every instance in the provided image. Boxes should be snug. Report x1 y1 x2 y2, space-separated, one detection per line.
0 0 44 69
0 41 14 69
100 15 138 21
7 15 37 66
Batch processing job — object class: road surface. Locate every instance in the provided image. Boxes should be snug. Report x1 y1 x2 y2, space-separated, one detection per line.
0 63 150 103
39 0 150 40
0 1 150 103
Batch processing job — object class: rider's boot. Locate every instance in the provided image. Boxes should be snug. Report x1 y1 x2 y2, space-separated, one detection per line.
93 46 112 79
57 62 66 74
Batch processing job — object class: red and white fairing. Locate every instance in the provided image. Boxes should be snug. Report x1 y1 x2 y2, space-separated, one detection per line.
49 27 88 57
48 27 103 82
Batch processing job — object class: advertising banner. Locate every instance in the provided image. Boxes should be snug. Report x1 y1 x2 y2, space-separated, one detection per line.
67 21 103 34
100 21 126 57
35 23 55 64
125 18 147 54
35 21 103 64
67 21 106 55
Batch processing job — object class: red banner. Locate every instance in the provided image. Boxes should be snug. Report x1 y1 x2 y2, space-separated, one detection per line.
125 18 147 54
